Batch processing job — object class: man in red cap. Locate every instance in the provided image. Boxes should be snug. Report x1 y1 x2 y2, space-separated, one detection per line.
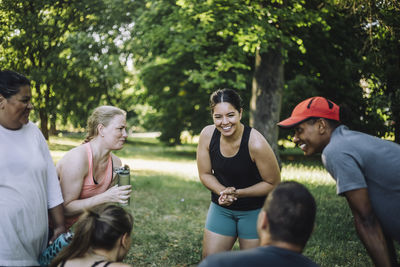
278 96 400 267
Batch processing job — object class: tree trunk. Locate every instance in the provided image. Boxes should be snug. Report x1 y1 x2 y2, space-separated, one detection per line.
49 115 57 136
250 46 283 165
39 107 49 140
35 83 49 140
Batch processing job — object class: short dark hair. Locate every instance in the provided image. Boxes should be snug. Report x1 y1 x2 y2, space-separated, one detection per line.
306 117 341 129
264 181 316 247
209 88 242 113
0 70 30 98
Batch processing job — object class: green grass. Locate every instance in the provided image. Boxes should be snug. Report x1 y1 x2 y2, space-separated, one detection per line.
126 171 208 266
48 135 399 266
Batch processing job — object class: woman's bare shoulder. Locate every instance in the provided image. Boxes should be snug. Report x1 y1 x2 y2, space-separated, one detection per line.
200 125 215 138
57 144 87 168
198 125 215 146
248 128 272 152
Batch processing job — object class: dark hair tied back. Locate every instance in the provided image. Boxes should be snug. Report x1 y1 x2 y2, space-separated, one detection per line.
209 88 242 113
0 70 30 98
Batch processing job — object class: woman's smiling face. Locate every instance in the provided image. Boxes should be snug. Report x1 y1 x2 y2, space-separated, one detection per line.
212 102 242 137
0 85 33 130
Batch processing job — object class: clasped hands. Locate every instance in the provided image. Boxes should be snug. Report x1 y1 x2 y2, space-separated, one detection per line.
218 187 238 206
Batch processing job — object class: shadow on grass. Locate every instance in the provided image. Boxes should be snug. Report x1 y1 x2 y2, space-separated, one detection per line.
48 143 75 152
281 154 322 165
125 137 161 147
115 139 197 162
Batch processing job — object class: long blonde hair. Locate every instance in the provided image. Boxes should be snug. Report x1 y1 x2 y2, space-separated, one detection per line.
84 105 126 143
50 204 133 267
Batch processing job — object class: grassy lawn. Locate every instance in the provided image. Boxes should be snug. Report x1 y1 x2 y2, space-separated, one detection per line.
48 134 399 267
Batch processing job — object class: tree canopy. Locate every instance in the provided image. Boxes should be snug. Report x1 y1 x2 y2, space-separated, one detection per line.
0 0 134 138
0 0 399 145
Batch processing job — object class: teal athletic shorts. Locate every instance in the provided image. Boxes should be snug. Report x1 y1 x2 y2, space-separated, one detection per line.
205 202 260 239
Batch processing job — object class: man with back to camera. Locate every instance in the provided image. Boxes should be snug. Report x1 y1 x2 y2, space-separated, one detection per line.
278 96 400 267
198 181 319 267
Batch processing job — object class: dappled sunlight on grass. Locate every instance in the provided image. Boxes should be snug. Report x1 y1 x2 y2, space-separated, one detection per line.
124 158 199 182
282 163 335 185
116 138 197 162
50 135 84 147
48 136 83 163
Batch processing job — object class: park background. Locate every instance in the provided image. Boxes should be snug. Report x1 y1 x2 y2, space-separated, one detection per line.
1 0 400 266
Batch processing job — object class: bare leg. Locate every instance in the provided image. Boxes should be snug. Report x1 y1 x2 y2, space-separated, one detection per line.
238 238 259 250
202 229 237 259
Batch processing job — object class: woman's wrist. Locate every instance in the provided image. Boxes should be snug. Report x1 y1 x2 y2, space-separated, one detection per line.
235 188 241 198
216 186 226 195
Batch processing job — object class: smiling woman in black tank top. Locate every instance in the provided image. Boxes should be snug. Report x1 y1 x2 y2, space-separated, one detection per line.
197 89 281 258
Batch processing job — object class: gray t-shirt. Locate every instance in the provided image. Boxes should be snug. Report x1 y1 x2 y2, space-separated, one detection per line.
322 125 400 242
198 246 319 267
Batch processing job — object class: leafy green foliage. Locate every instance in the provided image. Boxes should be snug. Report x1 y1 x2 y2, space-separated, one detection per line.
280 1 400 142
281 2 367 139
2 0 399 144
128 0 327 145
0 0 134 136
351 1 400 142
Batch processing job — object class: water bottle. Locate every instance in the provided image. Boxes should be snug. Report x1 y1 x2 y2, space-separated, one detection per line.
39 231 73 266
115 164 131 206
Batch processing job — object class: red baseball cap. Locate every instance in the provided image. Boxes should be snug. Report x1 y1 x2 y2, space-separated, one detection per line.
278 96 340 128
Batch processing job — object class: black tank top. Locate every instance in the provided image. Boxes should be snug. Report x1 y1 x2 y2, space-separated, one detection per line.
209 125 265 210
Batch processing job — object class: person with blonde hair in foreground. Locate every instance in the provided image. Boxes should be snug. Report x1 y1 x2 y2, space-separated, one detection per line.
51 204 133 267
